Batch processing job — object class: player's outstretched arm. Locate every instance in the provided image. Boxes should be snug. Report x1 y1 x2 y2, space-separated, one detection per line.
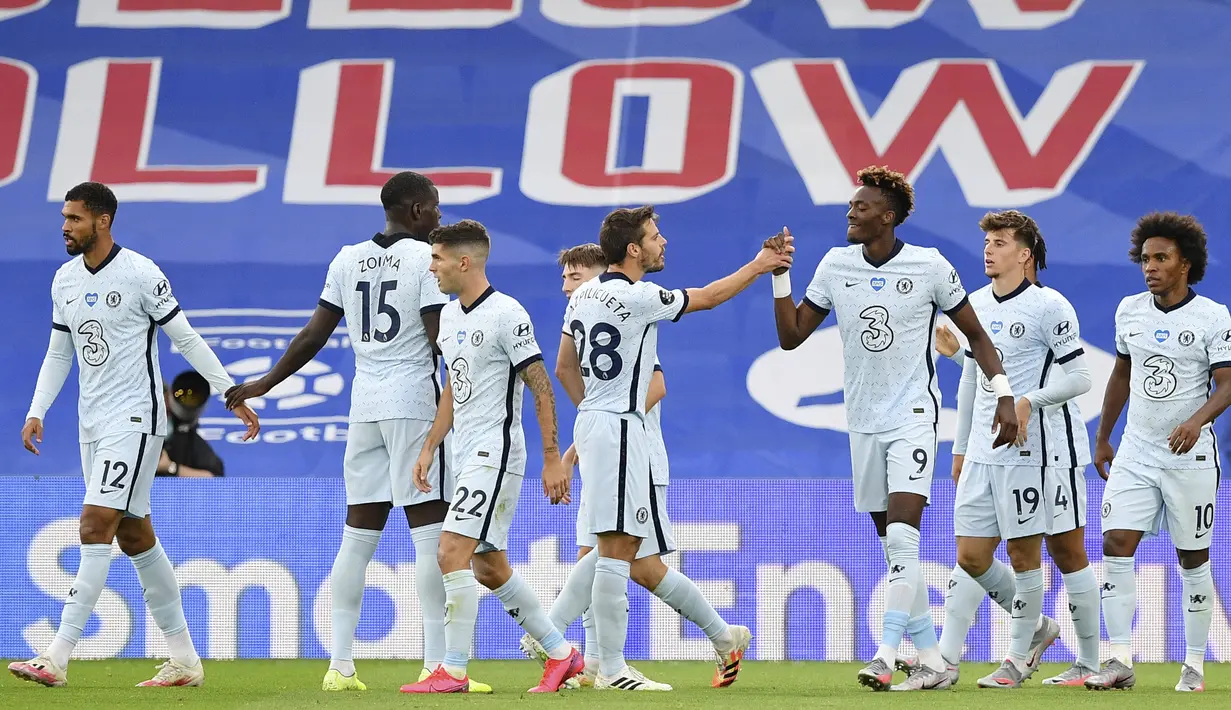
770 230 827 350
684 239 793 315
521 360 570 505
224 305 342 409
949 301 1018 448
161 312 260 440
1169 367 1231 455
1093 355 1131 479
414 375 455 493
555 333 586 407
22 328 75 455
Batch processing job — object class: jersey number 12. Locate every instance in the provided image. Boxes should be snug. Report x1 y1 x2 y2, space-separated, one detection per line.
356 280 400 343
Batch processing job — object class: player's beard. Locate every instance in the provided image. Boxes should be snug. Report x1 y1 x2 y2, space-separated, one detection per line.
642 251 665 274
65 226 98 256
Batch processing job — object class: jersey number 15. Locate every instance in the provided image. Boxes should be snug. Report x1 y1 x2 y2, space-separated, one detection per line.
356 280 400 343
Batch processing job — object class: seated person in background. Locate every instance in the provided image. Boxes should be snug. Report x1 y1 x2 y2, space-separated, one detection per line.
160 370 224 478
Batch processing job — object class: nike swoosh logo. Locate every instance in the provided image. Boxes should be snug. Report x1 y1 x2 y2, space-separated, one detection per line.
909 473 925 481
845 281 859 287
1018 517 1034 525
1128 332 1142 337
1195 530 1209 539
66 297 78 304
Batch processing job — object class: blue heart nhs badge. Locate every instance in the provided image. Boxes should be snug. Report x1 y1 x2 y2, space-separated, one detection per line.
85 292 98 307
457 330 466 344
1155 329 1170 343
991 320 1004 334
870 277 886 291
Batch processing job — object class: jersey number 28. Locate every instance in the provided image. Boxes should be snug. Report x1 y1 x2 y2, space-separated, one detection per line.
569 321 622 380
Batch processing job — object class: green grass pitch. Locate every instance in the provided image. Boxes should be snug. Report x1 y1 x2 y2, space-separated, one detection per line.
2 660 1227 709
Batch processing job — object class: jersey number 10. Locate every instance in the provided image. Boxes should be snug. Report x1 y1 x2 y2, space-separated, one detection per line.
356 280 401 343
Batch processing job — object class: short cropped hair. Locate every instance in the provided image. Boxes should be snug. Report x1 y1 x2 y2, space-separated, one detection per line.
979 210 1047 271
599 206 657 266
557 243 606 270
1129 212 1208 284
856 166 914 226
381 171 435 211
429 219 490 251
65 182 118 223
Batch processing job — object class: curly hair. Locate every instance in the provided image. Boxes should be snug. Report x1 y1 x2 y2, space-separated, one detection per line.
599 205 658 266
978 210 1047 271
65 182 118 223
1129 212 1207 284
856 166 914 226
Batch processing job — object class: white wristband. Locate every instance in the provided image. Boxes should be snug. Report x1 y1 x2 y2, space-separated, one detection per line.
990 373 1014 399
771 271 792 299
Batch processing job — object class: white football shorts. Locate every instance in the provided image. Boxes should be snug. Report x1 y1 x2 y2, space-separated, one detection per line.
1045 465 1088 535
848 420 936 513
343 419 452 508
576 483 675 559
1101 458 1218 551
442 463 524 554
80 432 163 519
575 410 652 539
954 461 1049 540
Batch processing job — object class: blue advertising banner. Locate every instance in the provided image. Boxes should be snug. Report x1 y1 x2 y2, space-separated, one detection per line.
1 1 1230 480
1 476 1228 663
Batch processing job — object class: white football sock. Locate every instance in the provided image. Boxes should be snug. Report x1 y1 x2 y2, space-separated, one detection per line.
1101 555 1135 668
1180 562 1213 675
581 607 598 668
411 523 445 670
1061 566 1100 670
492 572 570 660
1007 568 1044 672
130 539 198 668
442 569 478 679
653 568 733 651
907 566 943 671
876 522 919 665
328 525 380 676
47 543 113 669
939 564 983 665
549 549 598 634
593 557 632 678
972 558 1016 614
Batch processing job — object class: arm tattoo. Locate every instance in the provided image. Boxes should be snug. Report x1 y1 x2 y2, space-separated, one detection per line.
520 361 559 452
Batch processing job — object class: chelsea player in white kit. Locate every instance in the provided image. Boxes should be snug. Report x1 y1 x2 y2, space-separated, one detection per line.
521 244 752 690
11 182 260 689
224 173 491 692
946 211 1097 688
1085 213 1231 693
404 220 583 694
930 217 1101 688
555 207 790 691
770 166 1019 691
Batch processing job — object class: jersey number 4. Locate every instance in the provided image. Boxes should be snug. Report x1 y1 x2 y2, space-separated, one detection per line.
569 321 623 380
355 280 400 343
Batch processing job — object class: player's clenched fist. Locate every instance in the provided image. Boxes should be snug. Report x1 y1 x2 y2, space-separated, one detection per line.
21 417 43 456
754 232 794 275
762 227 795 276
